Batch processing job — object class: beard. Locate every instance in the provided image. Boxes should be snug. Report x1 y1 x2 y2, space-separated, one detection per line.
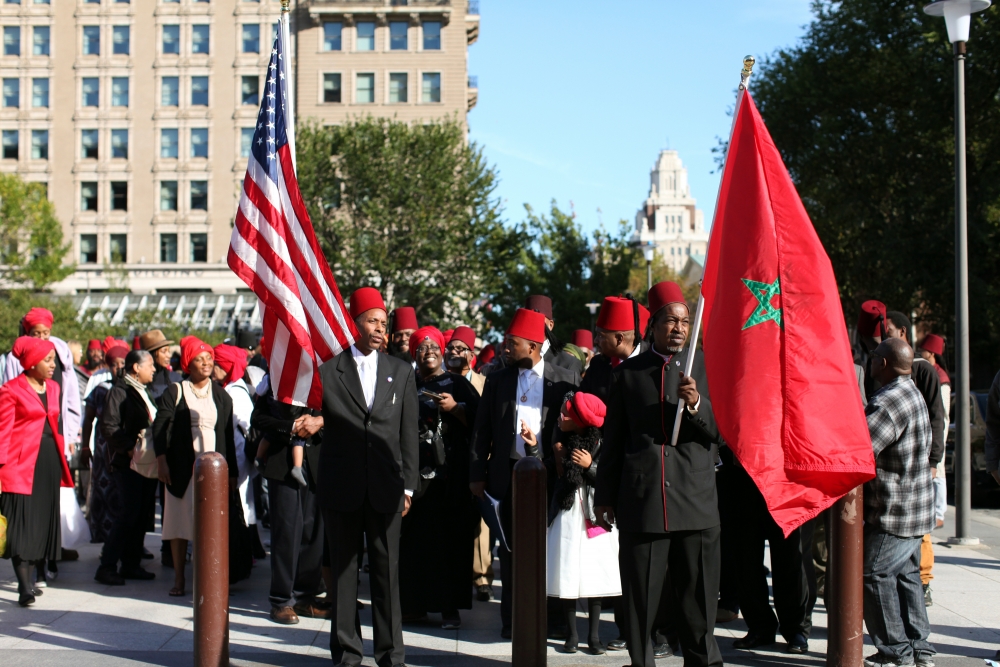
666 346 683 354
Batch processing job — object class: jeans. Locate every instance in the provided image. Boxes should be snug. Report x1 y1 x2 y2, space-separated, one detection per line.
863 526 935 662
932 476 947 522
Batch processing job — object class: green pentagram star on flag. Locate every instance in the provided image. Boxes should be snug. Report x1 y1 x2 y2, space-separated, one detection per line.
741 277 782 330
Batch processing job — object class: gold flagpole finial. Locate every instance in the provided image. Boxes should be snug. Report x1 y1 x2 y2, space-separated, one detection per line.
281 0 290 11
740 55 756 90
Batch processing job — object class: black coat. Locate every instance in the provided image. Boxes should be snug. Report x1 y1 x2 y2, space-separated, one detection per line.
152 382 237 498
316 349 419 514
545 345 584 377
150 364 182 401
911 358 945 466
250 385 322 487
470 359 580 501
100 378 155 471
595 347 721 534
578 341 649 406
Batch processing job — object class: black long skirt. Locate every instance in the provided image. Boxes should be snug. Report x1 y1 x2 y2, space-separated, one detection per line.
1 432 62 562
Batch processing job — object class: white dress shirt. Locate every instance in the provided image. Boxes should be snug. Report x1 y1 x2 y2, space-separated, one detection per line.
351 344 378 411
514 358 545 457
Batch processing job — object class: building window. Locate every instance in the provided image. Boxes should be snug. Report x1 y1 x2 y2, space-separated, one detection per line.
160 180 177 210
2 130 17 159
160 128 178 158
80 181 98 211
81 129 98 159
190 180 207 210
190 128 208 158
33 26 49 56
356 22 374 51
190 233 207 262
161 76 178 106
421 72 440 103
111 77 129 107
323 22 341 51
82 26 99 55
242 24 259 53
31 78 48 108
241 76 258 105
80 234 98 263
109 234 127 262
2 78 18 108
389 73 407 103
160 233 177 262
323 73 341 103
4 26 20 56
356 73 374 104
191 25 209 54
111 129 128 158
110 181 127 211
423 21 441 50
191 76 208 105
30 130 47 160
112 26 129 55
389 22 407 50
162 25 179 54
240 127 253 157
82 77 99 107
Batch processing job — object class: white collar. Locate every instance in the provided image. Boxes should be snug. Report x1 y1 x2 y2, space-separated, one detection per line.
652 345 678 362
351 345 378 363
628 344 642 359
518 357 544 378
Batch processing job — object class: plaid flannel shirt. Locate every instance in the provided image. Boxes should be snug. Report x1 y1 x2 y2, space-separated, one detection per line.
864 375 934 537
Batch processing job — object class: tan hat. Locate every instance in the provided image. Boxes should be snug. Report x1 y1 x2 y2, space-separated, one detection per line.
139 329 174 352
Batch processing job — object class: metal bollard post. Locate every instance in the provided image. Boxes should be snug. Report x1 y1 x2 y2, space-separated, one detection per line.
193 452 229 667
511 456 546 667
826 485 864 667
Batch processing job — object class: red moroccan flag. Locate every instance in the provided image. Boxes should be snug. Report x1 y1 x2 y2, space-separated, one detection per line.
700 90 875 536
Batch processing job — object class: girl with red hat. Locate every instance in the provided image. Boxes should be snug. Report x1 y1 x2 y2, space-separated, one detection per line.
522 390 620 654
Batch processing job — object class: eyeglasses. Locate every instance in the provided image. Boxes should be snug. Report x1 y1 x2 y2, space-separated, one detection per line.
445 344 470 355
415 344 441 354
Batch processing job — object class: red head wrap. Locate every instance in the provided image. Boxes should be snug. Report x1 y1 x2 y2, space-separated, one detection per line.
213 343 249 386
11 335 55 371
180 336 214 371
349 287 387 320
22 307 54 332
101 336 124 354
571 329 593 350
104 344 129 363
87 339 102 351
564 392 606 429
919 334 945 356
506 308 546 344
391 307 419 332
647 281 686 317
409 326 446 359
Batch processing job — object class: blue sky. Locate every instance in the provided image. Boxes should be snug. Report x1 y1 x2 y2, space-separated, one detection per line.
467 0 815 235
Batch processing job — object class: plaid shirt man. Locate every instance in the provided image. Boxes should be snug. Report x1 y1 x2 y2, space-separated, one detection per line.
864 375 934 537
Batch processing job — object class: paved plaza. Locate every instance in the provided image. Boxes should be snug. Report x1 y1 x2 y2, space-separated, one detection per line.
1 506 999 667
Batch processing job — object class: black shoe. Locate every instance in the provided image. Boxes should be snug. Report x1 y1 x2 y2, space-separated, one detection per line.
141 548 154 560
733 631 776 649
476 584 494 601
788 633 808 654
120 567 156 581
500 626 511 639
18 593 35 607
654 642 674 658
607 637 627 651
94 569 126 586
562 637 579 653
31 587 43 596
588 637 606 655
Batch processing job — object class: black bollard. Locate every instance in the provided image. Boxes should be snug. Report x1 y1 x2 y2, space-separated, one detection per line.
193 452 229 667
512 455 546 667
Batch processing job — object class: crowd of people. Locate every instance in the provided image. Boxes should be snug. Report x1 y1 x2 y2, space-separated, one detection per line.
0 283 993 667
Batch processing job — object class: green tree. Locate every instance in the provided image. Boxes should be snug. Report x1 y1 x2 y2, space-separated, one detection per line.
295 116 521 328
750 0 1000 384
0 174 73 290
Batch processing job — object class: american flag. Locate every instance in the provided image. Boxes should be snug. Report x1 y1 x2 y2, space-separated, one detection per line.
228 26 356 408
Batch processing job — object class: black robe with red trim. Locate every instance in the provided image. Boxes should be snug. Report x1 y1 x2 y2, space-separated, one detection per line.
596 346 721 534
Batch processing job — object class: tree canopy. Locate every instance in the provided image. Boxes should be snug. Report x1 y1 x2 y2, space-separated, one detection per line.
0 174 73 291
751 0 1000 385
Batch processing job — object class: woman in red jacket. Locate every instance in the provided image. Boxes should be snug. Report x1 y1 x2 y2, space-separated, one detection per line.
0 336 73 607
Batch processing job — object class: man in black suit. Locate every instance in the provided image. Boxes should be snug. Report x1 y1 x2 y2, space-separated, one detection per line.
579 295 649 405
595 281 724 667
470 307 580 638
296 287 418 667
525 294 585 376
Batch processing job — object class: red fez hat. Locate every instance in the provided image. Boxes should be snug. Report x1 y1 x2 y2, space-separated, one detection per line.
443 329 454 344
478 344 496 366
11 336 55 370
449 326 477 349
391 307 418 333
596 296 636 332
87 339 102 351
565 392 606 429
408 326 446 360
525 295 553 319
349 287 387 320
506 308 546 344
648 281 686 316
572 329 593 350
133 336 141 351
857 300 887 338
919 334 945 356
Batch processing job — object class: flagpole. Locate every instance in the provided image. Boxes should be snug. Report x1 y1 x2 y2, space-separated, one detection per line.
669 56 755 448
280 0 296 169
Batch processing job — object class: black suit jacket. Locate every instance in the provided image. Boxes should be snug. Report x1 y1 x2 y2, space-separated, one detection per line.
470 360 580 500
101 379 155 471
545 345 584 377
317 349 419 514
595 347 721 534
578 341 650 406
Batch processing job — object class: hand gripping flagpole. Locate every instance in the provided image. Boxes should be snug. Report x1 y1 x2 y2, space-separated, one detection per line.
668 55 754 448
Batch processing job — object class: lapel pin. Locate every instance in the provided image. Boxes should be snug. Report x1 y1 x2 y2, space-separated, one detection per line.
387 376 393 383
675 361 681 367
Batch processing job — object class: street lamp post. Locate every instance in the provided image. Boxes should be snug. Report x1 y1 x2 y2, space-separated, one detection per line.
585 302 600 332
923 0 988 545
642 243 656 292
